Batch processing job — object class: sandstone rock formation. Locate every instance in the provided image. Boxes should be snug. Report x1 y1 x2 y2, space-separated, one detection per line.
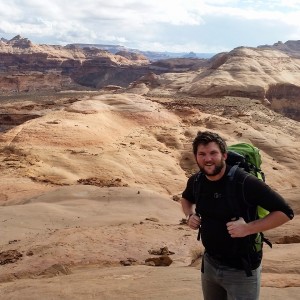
139 46 300 121
0 35 152 93
1 36 299 121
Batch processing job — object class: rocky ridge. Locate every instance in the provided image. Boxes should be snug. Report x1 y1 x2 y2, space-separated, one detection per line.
131 46 300 121
1 36 299 121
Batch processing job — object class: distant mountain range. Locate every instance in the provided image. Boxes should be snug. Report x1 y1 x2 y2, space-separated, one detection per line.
2 36 300 60
67 43 215 61
68 40 300 60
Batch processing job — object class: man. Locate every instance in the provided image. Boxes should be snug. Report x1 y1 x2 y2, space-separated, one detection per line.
181 131 294 300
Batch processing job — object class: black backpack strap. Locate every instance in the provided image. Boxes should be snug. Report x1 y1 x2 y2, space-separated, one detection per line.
227 165 255 277
193 171 203 202
226 165 244 220
261 232 272 248
193 171 203 241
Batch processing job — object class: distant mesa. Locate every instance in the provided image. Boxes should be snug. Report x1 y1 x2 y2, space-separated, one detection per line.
7 34 33 48
115 50 149 62
182 51 198 58
257 40 300 58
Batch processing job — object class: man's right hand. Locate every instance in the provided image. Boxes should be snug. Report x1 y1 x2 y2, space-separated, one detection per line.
187 214 201 230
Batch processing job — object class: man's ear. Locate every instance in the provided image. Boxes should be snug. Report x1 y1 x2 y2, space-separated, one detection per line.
223 152 228 160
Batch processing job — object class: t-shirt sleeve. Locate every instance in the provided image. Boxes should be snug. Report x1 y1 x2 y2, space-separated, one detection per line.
243 175 294 220
182 174 197 204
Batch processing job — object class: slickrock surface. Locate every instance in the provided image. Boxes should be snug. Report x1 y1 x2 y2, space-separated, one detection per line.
0 92 299 299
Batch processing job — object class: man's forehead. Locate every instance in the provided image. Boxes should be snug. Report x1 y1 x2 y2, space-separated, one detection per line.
197 141 220 149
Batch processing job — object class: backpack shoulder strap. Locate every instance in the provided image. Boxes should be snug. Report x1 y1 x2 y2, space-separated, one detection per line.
226 165 250 220
193 171 204 241
193 171 204 204
227 165 257 277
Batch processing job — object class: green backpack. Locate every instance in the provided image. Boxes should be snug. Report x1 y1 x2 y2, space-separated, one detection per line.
194 142 270 221
227 143 269 219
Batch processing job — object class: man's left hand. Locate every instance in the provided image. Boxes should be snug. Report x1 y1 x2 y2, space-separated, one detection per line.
226 217 249 238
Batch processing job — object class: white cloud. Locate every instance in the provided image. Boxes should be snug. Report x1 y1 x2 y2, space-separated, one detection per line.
0 0 299 52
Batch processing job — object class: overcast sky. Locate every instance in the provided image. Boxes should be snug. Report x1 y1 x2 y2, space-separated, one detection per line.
0 0 299 53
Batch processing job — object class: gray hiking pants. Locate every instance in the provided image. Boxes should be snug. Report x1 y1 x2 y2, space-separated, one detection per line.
201 252 261 300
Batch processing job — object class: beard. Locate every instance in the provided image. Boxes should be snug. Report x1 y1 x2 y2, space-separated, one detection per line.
199 158 226 177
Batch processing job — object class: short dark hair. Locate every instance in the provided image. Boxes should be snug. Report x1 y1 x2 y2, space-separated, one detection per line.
192 131 227 155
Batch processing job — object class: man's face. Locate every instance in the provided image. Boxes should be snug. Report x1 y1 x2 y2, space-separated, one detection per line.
195 141 227 178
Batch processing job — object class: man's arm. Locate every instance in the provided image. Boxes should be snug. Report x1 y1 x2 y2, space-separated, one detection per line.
227 211 291 238
228 174 295 238
181 197 195 217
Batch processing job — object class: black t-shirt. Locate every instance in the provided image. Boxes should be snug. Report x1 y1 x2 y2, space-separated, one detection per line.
182 165 294 269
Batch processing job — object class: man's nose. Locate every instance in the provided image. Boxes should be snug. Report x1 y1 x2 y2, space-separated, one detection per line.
204 155 212 162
